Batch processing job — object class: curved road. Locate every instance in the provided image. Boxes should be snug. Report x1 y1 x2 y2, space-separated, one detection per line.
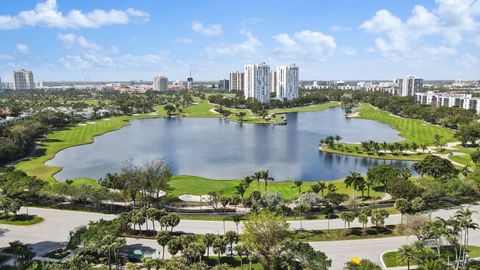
1 204 479 269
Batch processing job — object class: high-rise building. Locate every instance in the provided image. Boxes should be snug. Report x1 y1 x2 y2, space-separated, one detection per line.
244 63 270 103
153 76 168 91
229 71 244 91
269 71 277 93
398 75 423 97
13 69 35 90
219 79 229 90
275 64 299 100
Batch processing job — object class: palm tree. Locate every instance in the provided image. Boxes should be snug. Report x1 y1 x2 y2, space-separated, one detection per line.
212 238 227 264
235 183 248 199
293 180 303 194
203 233 216 258
395 198 410 224
344 171 364 201
224 231 239 256
232 215 242 234
156 231 171 259
260 170 274 191
311 182 326 196
253 171 262 190
398 244 416 270
236 111 246 122
340 211 355 235
327 183 337 194
357 213 369 236
454 207 479 265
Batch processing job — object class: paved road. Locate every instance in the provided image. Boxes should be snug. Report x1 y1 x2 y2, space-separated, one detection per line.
1 203 479 269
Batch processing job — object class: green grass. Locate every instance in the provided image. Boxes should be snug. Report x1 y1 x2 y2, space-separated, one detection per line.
383 245 480 267
0 214 44 226
321 145 427 161
169 175 384 201
356 103 456 145
296 225 404 241
270 101 340 114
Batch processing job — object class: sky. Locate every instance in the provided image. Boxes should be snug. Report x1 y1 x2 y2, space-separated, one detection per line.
0 0 479 82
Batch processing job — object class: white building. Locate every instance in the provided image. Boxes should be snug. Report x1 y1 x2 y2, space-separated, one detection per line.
13 69 35 90
415 91 480 114
398 75 423 96
275 64 299 101
244 63 270 103
229 71 244 91
269 70 277 93
153 76 168 91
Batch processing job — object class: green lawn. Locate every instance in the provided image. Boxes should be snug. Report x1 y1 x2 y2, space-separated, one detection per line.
169 175 384 201
296 225 404 242
0 214 44 226
321 145 427 161
383 245 480 267
356 103 455 145
270 102 340 114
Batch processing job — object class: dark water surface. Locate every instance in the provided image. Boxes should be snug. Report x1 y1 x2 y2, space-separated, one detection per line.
48 107 414 181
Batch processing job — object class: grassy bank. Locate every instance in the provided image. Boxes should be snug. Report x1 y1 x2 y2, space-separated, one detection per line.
321 145 427 161
169 175 384 201
0 214 44 226
383 245 480 267
15 100 340 186
355 103 455 145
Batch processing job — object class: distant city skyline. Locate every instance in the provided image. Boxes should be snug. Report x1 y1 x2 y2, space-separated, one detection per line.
0 0 479 81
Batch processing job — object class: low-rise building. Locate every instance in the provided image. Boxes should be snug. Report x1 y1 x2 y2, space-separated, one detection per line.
415 91 480 114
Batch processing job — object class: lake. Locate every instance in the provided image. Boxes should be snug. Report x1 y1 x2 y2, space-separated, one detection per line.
48 107 414 181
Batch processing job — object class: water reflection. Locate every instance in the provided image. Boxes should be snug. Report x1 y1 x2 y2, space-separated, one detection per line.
48 107 414 181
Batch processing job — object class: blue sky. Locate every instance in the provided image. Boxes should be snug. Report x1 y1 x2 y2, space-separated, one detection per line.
0 0 479 81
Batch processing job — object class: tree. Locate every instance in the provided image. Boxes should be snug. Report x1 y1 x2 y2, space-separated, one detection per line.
232 215 242 234
167 237 181 256
371 209 389 231
398 244 416 270
400 168 411 180
344 258 381 270
242 211 291 269
235 182 248 198
471 148 480 165
203 233 216 257
260 170 274 191
281 242 331 270
367 165 400 192
311 182 326 196
236 111 246 122
414 155 459 180
224 231 239 256
156 231 171 259
357 213 369 236
340 211 356 235
164 104 176 116
293 180 303 194
395 198 410 224
212 237 227 263
344 171 364 201
8 241 36 269
162 214 180 232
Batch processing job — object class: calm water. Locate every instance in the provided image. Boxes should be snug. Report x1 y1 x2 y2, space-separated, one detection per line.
48 107 414 181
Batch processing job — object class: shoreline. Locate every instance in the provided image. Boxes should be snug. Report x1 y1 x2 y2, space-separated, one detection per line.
14 101 340 185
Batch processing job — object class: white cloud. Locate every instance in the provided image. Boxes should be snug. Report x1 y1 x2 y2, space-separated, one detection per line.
192 20 222 36
273 30 336 60
360 10 403 33
58 33 101 51
360 1 480 55
205 30 260 55
0 0 149 30
176 37 193 44
16 44 29 54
